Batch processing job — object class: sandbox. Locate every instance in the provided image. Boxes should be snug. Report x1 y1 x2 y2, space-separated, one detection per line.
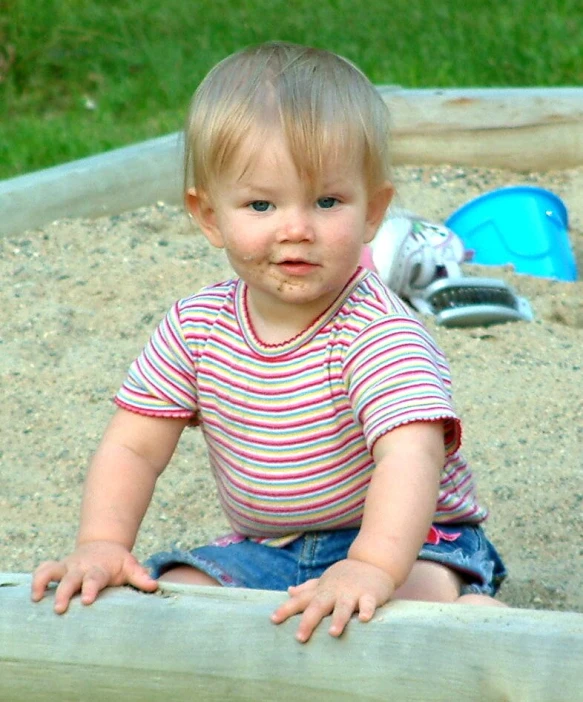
1 88 582 700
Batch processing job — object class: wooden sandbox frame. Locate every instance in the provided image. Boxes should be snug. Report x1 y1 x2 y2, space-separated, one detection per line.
1 573 582 702
1 88 583 700
1 87 583 238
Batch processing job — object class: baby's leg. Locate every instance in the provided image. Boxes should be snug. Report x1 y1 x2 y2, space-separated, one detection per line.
393 561 506 606
393 561 462 602
158 565 221 586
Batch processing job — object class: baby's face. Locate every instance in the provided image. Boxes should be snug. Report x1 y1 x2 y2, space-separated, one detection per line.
198 129 391 335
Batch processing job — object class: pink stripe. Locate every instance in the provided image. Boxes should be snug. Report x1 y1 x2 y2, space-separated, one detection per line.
198 377 331 405
217 462 370 499
206 422 358 451
114 397 192 418
438 481 474 513
220 494 366 529
141 350 191 390
136 355 190 402
200 400 353 433
221 481 368 513
202 352 331 379
208 432 369 478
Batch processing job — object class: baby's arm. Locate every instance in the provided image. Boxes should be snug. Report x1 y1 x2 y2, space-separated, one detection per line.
271 421 444 641
31 408 189 613
347 420 443 587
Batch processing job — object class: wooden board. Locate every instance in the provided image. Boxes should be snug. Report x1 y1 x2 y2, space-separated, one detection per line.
1 87 583 238
381 86 583 171
1 573 582 701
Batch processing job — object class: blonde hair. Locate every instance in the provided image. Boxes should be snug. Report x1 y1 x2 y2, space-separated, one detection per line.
184 42 392 198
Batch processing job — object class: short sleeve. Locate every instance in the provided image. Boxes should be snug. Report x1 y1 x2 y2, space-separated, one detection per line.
115 301 198 418
343 316 462 455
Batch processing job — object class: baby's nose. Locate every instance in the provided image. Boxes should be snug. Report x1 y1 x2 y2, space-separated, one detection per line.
282 209 314 240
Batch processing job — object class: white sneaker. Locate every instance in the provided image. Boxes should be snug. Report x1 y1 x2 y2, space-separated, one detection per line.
369 208 466 300
367 209 532 327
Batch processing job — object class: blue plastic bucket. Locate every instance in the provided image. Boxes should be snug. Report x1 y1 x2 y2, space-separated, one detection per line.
445 186 577 281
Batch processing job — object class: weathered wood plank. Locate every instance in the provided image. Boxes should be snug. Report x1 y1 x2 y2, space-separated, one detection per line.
1 87 583 238
0 132 184 238
382 87 583 171
1 573 582 701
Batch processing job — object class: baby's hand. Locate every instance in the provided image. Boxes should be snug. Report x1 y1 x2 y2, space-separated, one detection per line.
271 558 395 643
31 540 158 614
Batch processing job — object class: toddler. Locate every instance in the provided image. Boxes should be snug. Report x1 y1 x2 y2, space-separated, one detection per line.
32 41 506 643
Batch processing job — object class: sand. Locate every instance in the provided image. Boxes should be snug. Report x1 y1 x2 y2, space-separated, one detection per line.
1 164 581 613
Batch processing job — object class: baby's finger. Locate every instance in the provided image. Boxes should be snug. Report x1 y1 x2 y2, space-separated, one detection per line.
125 561 158 593
328 594 359 638
271 587 313 624
79 566 111 606
30 560 66 602
295 593 336 643
53 570 86 614
357 593 378 623
287 578 318 597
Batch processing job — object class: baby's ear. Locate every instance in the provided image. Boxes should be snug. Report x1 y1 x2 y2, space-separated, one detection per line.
185 188 224 249
365 182 394 243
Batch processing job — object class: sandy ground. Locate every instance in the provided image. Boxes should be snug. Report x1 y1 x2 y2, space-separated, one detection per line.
1 164 581 613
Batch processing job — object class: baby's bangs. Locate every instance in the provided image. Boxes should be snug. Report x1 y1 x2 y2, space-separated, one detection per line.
284 118 365 189
184 47 279 191
186 85 269 192
279 87 387 192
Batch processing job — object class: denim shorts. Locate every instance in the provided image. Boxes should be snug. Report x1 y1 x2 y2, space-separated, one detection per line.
146 523 507 596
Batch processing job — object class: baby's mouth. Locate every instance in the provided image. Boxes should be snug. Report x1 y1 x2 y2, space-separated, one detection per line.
276 259 319 275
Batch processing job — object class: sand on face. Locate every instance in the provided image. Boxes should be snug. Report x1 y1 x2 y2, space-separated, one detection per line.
1 164 581 612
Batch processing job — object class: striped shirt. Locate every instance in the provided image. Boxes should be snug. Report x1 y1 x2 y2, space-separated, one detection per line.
116 267 487 545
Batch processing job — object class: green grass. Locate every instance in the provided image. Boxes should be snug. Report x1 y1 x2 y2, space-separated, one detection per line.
1 0 582 178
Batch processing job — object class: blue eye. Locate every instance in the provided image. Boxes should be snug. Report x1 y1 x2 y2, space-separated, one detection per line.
317 197 338 209
249 200 271 212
